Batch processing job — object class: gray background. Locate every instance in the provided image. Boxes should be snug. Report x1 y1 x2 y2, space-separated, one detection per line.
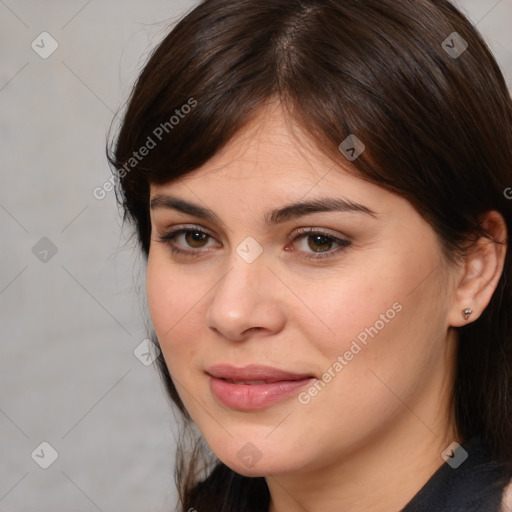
0 1 510 511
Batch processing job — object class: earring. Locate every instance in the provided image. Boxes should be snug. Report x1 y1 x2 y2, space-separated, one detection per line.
462 307 473 320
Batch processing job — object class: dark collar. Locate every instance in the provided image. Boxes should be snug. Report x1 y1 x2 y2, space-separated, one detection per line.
401 436 508 512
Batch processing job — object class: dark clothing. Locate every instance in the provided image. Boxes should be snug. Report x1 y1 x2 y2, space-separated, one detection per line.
401 436 510 512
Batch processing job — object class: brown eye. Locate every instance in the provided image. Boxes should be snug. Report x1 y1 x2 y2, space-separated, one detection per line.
157 226 220 256
184 231 209 248
307 234 334 252
290 229 351 260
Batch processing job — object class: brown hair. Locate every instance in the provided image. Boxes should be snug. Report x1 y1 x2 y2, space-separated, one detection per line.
107 0 512 510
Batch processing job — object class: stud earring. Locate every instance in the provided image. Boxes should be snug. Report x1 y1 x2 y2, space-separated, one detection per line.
462 307 473 320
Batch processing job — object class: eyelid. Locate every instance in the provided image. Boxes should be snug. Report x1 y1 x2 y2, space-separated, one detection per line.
289 226 349 241
287 227 351 260
158 223 217 239
156 224 221 254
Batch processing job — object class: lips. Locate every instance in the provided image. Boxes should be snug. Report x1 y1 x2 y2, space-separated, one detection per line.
206 364 316 410
206 364 315 383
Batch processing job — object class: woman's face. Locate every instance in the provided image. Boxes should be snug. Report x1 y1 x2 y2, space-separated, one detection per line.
146 102 459 478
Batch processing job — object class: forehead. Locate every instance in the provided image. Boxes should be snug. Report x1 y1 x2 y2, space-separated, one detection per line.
150 102 381 203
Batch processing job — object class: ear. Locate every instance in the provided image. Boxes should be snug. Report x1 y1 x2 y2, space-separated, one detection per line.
448 210 508 327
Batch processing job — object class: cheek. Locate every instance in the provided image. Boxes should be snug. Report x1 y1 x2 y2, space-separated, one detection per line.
295 267 406 361
146 258 205 369
289 283 420 450
295 250 444 400
146 259 174 334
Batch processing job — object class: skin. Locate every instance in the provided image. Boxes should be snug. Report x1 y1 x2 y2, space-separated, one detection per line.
146 101 507 512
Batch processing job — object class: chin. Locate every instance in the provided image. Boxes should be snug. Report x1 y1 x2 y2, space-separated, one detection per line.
213 442 310 478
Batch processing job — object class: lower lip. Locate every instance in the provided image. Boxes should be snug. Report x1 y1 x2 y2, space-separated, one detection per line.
208 376 315 410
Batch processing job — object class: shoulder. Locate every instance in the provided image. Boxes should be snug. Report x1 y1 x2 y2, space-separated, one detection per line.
501 478 512 511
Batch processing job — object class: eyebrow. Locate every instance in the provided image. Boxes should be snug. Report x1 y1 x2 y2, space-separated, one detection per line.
149 195 378 225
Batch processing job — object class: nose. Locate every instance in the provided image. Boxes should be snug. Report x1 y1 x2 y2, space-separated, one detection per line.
205 254 286 341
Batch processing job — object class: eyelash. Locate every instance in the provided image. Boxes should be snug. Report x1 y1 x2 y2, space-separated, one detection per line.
156 225 351 261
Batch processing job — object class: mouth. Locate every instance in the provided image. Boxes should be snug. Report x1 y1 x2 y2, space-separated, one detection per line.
206 363 315 382
222 379 284 385
206 364 316 410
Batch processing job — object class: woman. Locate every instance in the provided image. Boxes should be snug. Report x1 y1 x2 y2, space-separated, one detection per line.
107 0 512 510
